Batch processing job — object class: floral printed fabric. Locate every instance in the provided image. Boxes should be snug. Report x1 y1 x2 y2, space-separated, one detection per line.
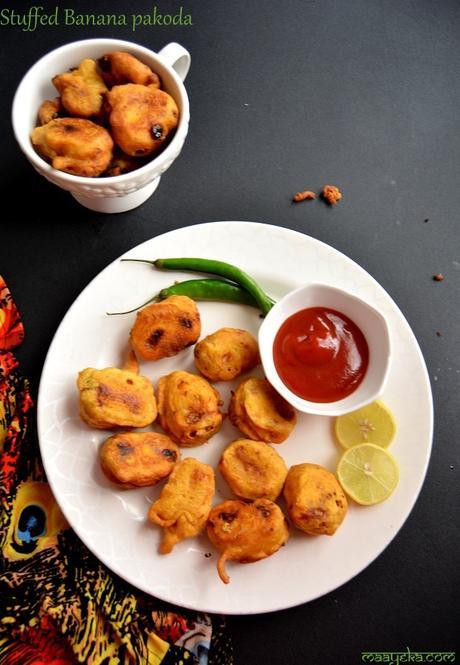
0 275 232 665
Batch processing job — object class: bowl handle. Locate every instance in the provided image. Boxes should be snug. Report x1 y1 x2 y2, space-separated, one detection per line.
158 42 191 81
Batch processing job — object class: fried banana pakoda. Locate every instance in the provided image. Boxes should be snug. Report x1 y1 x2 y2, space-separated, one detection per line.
31 50 180 178
206 499 290 584
77 366 157 429
194 327 260 382
52 58 108 118
219 438 288 501
105 150 148 177
283 463 348 536
98 51 161 88
106 83 179 157
37 97 64 125
157 371 223 447
100 432 179 487
31 118 113 177
228 377 297 444
129 295 201 361
148 458 215 553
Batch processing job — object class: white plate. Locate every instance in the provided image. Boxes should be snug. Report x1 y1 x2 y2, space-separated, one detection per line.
37 221 433 615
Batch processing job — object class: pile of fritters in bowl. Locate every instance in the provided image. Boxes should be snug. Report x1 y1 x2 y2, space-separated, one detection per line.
31 51 179 177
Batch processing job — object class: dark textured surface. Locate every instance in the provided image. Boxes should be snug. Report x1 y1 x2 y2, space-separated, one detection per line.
1 0 459 662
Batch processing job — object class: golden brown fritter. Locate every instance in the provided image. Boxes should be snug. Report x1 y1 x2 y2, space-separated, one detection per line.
31 118 113 177
292 189 316 202
157 370 223 447
218 438 288 501
37 97 64 125
194 327 260 381
283 463 348 536
206 499 290 584
228 377 297 444
100 432 179 487
104 150 147 177
53 58 108 118
106 84 179 157
122 349 139 374
77 366 157 429
129 295 201 361
98 51 161 88
322 184 342 205
148 458 215 553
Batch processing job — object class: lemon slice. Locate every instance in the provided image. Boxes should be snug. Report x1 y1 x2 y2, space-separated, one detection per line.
337 443 399 505
334 400 396 449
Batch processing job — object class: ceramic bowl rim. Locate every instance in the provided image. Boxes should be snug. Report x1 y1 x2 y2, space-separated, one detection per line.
258 282 392 416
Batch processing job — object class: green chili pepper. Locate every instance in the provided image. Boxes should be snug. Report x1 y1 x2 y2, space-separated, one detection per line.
106 278 268 315
158 278 263 306
122 257 275 316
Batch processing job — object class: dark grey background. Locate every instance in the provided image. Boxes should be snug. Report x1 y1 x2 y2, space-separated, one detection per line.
1 0 459 663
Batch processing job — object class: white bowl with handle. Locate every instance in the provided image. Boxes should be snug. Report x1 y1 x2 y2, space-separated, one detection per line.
12 38 190 213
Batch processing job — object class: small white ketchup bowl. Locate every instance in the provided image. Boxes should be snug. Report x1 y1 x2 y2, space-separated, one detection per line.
258 283 391 417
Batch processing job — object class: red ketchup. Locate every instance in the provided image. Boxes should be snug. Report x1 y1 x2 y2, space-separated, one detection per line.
273 307 369 403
